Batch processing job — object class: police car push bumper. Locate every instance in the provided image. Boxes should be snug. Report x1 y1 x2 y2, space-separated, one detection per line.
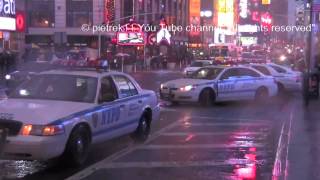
2 134 67 160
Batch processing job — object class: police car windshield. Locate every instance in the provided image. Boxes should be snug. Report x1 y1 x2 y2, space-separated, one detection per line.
191 68 223 80
190 62 204 67
9 74 98 103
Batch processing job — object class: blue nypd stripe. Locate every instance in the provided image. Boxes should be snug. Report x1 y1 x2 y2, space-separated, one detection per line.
192 77 266 87
49 94 151 126
92 118 138 137
219 89 256 94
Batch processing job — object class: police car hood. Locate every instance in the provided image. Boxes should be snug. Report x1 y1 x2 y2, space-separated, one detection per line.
0 99 95 125
164 78 214 88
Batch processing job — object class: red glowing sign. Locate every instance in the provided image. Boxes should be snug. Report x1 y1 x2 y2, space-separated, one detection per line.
261 12 272 33
16 11 26 32
252 11 260 22
148 33 156 45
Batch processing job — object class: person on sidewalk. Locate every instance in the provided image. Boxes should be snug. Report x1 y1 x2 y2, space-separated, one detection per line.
145 55 151 71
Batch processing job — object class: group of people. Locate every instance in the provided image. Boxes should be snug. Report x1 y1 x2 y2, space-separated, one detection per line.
0 50 17 78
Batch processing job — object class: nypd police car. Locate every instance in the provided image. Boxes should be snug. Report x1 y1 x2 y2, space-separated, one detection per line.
0 69 160 166
248 63 302 93
183 60 212 76
160 66 278 106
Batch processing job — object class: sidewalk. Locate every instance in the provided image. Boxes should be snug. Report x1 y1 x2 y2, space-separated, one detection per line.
286 98 320 180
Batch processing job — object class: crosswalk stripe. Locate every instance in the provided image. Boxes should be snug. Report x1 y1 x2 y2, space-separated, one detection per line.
186 116 270 123
174 122 270 127
137 143 265 150
161 132 267 136
95 160 264 169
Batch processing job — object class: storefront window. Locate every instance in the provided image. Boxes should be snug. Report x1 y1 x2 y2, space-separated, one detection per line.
27 0 55 28
66 0 93 27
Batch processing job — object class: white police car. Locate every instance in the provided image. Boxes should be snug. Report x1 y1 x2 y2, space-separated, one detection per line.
160 66 278 106
249 63 302 93
0 69 160 166
183 60 212 76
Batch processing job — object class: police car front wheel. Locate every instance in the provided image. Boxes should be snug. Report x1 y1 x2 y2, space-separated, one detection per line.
62 124 91 167
199 88 215 106
132 114 151 142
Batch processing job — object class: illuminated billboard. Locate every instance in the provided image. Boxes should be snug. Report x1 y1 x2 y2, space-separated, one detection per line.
262 0 271 5
117 32 144 45
117 23 145 46
240 37 258 46
0 0 16 31
189 0 201 37
217 0 234 29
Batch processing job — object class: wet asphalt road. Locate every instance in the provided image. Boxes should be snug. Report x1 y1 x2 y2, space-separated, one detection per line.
0 70 296 180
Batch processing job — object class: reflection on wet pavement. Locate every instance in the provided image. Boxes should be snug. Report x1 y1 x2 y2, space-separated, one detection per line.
75 117 276 180
0 160 47 179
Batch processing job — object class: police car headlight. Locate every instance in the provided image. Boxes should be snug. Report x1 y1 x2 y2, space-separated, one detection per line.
180 85 194 91
5 74 11 80
21 124 65 136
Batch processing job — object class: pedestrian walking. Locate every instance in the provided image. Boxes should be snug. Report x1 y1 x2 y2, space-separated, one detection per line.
0 52 4 78
146 55 151 71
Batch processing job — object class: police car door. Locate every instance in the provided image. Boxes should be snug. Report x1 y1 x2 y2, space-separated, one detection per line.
236 68 261 99
94 76 124 141
113 75 142 134
217 68 238 101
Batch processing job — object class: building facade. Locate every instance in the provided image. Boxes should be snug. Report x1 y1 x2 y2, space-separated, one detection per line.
0 0 25 53
24 0 190 60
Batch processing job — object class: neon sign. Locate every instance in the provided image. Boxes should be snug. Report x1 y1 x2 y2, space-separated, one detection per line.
239 0 248 19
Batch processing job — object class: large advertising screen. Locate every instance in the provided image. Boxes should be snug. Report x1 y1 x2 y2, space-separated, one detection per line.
117 32 144 46
0 0 16 31
217 0 234 29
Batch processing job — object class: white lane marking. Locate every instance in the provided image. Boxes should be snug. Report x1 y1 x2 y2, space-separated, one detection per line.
91 160 264 169
137 143 265 150
284 107 293 180
272 121 286 178
161 132 267 136
185 116 270 123
272 101 295 179
66 120 180 180
173 122 270 127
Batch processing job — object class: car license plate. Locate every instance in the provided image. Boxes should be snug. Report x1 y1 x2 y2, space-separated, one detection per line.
0 129 8 154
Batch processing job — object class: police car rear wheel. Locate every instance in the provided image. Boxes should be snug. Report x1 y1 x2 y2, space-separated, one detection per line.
199 88 215 106
133 114 151 142
63 125 91 166
277 83 286 97
255 87 269 102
